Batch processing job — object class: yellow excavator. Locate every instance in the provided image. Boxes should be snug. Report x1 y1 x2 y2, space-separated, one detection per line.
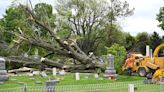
122 44 164 83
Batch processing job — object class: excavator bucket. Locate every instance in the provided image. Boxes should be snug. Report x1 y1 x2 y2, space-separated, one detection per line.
152 69 164 82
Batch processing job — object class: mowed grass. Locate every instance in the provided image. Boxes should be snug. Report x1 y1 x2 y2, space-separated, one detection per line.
0 73 163 92
0 73 144 89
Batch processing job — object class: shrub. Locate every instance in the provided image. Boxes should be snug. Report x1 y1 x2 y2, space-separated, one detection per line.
105 43 126 74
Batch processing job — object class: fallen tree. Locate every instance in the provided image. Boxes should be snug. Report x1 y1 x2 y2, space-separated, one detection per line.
2 56 93 71
0 0 133 72
10 6 100 69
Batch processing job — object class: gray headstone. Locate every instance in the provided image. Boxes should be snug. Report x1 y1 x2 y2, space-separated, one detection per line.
107 54 114 69
0 59 5 70
0 58 8 82
0 70 7 75
104 54 117 79
84 76 89 80
0 75 9 81
44 80 59 92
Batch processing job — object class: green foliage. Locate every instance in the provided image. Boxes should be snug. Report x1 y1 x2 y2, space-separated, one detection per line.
56 0 133 54
1 5 29 43
105 43 126 74
135 32 150 55
156 7 164 30
150 31 162 51
0 3 58 69
124 33 136 51
105 24 127 47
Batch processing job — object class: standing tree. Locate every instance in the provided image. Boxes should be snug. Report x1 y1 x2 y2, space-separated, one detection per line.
136 32 150 55
55 0 134 54
157 7 164 30
150 31 162 51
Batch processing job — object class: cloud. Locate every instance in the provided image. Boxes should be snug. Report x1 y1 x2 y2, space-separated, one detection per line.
0 0 163 36
122 0 164 36
0 0 13 18
0 0 56 18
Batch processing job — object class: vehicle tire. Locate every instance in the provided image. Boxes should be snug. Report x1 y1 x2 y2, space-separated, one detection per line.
138 67 147 77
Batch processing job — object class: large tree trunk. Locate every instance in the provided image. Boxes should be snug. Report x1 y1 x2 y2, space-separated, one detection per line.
3 56 95 71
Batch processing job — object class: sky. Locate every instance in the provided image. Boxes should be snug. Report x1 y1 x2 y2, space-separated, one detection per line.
0 0 163 36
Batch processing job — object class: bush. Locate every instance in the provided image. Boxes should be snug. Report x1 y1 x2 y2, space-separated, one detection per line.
105 43 126 74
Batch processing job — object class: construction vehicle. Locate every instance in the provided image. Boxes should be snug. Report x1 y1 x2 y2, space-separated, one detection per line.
122 44 164 82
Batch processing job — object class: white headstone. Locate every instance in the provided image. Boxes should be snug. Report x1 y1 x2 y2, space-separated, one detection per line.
75 73 80 80
41 71 47 77
34 48 38 59
146 45 150 57
128 84 134 92
59 70 65 75
52 68 57 76
94 73 99 79
27 73 33 77
32 71 40 75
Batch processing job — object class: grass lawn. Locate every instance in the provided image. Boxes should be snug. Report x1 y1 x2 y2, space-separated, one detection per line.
0 73 144 89
0 73 163 92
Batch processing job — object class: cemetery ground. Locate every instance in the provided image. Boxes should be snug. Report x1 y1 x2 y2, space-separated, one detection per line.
0 73 143 89
0 73 163 92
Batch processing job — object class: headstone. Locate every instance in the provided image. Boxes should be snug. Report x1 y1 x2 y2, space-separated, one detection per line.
94 73 99 79
34 48 39 60
0 62 5 70
29 78 35 80
128 84 134 92
146 45 150 57
0 58 9 82
52 68 57 76
27 73 33 77
33 71 40 75
41 71 48 77
44 80 59 92
106 54 115 69
75 73 80 80
84 76 89 80
103 54 117 80
159 78 164 85
58 70 65 75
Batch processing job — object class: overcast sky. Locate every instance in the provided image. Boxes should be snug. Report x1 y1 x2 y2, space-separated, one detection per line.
0 0 163 36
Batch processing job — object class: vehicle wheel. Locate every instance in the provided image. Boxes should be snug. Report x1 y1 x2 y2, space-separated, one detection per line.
138 67 147 77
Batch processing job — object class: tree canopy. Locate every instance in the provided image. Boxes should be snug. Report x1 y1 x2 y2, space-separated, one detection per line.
0 0 163 71
157 7 164 30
